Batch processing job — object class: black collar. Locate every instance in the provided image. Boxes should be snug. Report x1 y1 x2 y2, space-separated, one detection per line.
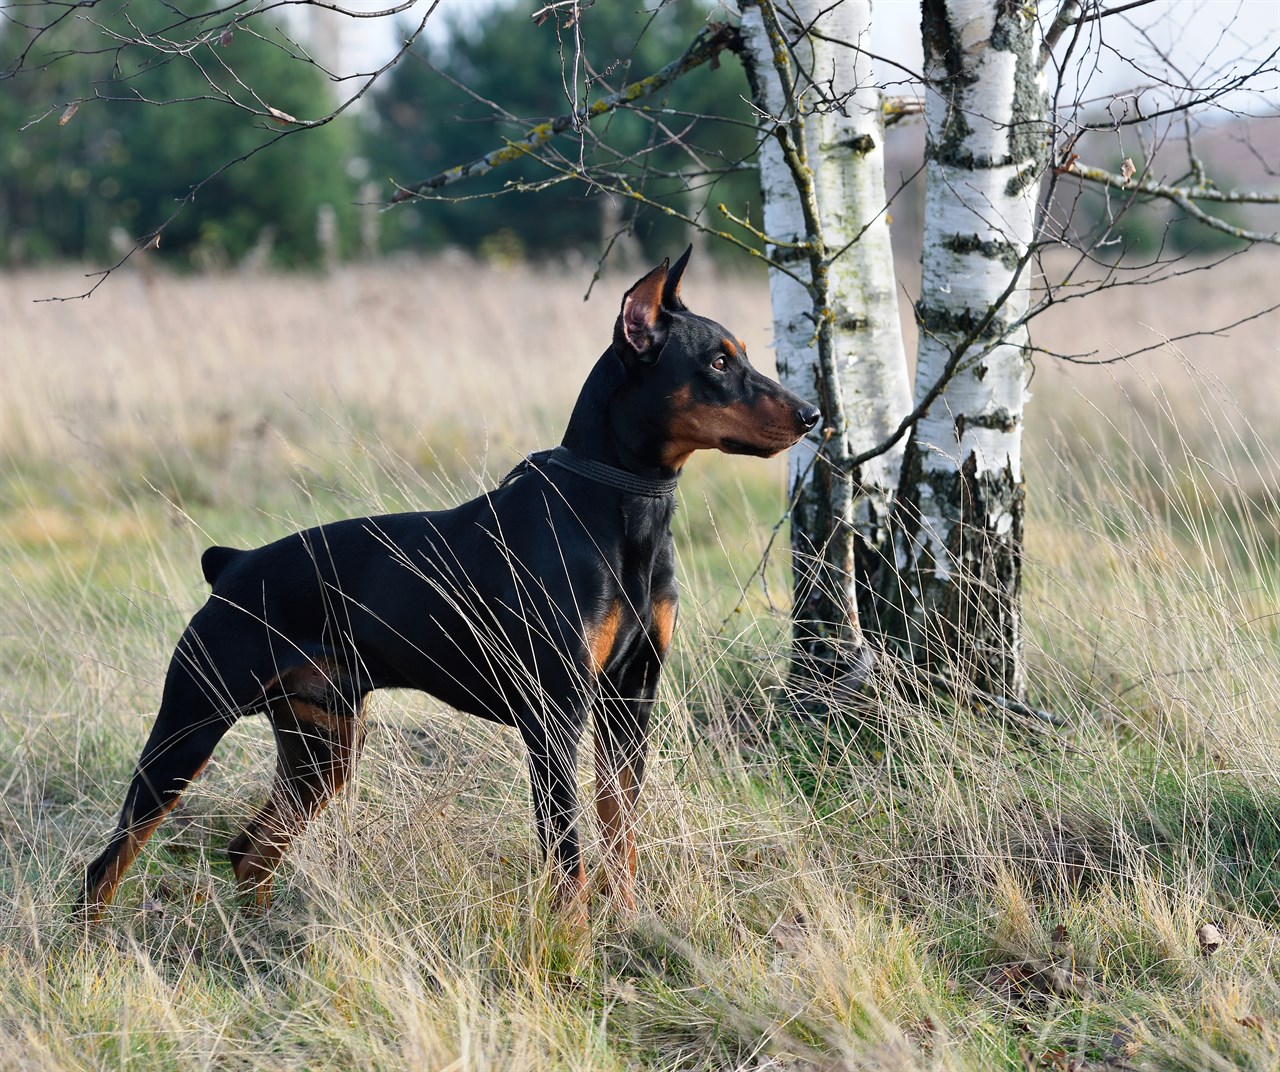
500 446 677 499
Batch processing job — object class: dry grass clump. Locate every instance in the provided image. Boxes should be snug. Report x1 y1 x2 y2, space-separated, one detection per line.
2 255 1278 1070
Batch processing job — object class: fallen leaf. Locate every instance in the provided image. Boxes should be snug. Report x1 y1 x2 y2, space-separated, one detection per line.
1043 964 1094 1000
768 911 809 953
1040 1046 1069 1070
1050 923 1073 964
983 962 1037 1002
267 106 299 125
610 977 639 1004
1120 157 1136 182
59 103 79 126
1197 922 1224 956
904 1017 937 1050
1109 1021 1141 1058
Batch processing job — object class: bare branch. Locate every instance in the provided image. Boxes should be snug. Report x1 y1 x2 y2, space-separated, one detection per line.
1087 0 1166 19
537 163 803 283
772 6 929 88
388 21 741 204
1040 0 1083 68
883 96 924 125
1065 159 1280 244
1036 299 1280 365
1082 44 1280 130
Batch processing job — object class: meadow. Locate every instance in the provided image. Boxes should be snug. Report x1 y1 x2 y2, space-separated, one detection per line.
1 252 1277 1071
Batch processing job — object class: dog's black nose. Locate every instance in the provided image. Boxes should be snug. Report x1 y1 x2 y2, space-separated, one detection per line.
796 404 821 431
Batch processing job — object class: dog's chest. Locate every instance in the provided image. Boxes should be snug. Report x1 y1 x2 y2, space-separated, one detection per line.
582 524 676 678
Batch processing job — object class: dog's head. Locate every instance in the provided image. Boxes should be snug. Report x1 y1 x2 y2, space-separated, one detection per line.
613 247 820 471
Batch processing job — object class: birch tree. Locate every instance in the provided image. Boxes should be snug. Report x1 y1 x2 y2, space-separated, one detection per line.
8 0 1277 706
877 0 1047 699
738 0 913 682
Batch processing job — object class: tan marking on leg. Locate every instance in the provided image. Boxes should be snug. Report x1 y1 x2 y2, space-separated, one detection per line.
230 678 365 905
585 601 623 676
84 760 209 917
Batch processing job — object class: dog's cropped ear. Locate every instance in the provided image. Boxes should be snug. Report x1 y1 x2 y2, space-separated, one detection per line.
617 260 669 361
662 244 692 311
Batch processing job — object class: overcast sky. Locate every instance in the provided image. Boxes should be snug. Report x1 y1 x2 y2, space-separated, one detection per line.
336 0 1279 114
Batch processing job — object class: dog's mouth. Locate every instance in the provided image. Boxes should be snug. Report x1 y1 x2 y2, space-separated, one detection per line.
720 437 786 458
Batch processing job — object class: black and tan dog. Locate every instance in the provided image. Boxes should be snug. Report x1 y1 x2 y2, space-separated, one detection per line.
79 248 819 920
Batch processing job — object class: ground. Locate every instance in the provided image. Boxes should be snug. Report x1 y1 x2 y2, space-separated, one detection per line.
1 252 1276 1071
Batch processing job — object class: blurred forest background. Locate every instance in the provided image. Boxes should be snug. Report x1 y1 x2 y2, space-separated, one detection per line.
2 0 1274 273
1 1 753 268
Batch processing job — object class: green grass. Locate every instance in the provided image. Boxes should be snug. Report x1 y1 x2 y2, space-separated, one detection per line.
2 262 1278 1070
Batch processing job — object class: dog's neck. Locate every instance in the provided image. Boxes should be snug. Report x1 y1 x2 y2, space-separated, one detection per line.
561 349 678 482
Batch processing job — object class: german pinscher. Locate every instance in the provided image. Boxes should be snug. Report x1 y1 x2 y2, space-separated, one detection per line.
79 248 819 920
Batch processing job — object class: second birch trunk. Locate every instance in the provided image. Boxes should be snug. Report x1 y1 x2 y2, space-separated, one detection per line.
882 0 1047 700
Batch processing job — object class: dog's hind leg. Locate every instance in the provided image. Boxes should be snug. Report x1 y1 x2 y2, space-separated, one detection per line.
227 662 368 908
80 665 239 919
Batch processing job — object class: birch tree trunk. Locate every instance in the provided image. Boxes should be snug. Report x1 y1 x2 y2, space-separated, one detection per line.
882 0 1047 700
739 0 911 678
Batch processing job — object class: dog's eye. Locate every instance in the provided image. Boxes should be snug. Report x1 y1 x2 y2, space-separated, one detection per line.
711 355 728 372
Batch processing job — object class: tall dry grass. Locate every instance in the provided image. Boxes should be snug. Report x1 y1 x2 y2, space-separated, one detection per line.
1 254 1277 1071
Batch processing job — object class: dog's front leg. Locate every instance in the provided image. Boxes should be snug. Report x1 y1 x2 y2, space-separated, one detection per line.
593 591 672 912
594 661 657 913
518 707 589 922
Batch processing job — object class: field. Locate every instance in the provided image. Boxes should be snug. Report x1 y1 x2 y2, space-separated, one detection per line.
1 252 1278 1071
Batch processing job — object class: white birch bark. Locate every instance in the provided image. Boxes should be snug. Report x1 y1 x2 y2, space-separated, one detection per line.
739 0 911 664
888 0 1046 698
804 0 913 539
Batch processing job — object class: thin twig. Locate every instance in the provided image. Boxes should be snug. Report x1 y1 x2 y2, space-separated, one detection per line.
389 22 740 204
1066 160 1280 244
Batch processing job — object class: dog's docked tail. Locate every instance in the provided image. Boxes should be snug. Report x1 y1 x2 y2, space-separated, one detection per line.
201 545 242 587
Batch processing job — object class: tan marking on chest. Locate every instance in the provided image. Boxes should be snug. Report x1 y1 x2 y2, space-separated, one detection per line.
651 596 677 657
585 601 623 675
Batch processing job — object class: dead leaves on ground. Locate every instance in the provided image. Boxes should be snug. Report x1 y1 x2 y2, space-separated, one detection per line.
983 917 1233 1010
982 924 1099 1008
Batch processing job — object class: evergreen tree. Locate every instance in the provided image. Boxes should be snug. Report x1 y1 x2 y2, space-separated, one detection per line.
0 8 356 267
368 0 756 258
